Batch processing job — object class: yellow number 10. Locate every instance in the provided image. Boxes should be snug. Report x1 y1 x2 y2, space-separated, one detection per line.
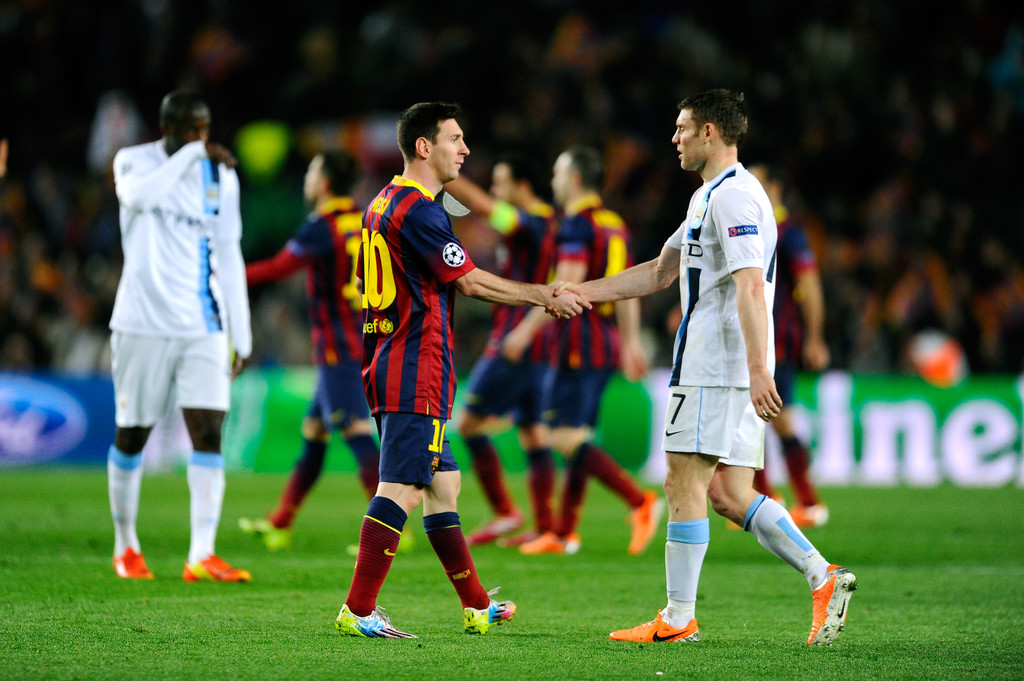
362 227 397 310
428 419 447 453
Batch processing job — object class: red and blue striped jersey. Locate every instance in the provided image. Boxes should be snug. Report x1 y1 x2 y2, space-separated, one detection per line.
551 196 634 370
245 197 363 366
773 209 818 365
360 177 476 418
484 202 558 362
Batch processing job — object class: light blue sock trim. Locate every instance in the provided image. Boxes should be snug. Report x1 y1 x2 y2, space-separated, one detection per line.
667 519 710 544
743 494 768 531
108 445 142 471
189 451 224 469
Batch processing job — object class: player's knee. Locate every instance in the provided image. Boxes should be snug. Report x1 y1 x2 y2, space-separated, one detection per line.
707 491 731 518
456 411 485 439
517 424 547 451
114 427 151 455
342 418 373 439
186 418 223 452
301 417 329 442
550 430 586 459
707 486 745 521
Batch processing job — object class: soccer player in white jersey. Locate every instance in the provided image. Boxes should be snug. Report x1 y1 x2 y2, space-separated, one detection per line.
107 91 252 583
553 89 857 645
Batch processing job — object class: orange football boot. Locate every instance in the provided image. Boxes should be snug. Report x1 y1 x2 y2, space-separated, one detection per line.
182 554 251 583
113 548 154 580
518 531 581 555
627 492 664 555
808 564 857 645
609 612 699 642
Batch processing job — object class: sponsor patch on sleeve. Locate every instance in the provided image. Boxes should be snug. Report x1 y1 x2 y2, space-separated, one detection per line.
728 225 758 237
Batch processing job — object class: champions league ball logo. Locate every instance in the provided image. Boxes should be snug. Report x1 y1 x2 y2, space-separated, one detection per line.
442 242 466 267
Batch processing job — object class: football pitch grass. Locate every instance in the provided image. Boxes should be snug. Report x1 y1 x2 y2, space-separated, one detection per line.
2 469 1023 681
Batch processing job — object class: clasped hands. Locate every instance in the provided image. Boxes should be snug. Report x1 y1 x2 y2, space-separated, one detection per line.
542 280 589 319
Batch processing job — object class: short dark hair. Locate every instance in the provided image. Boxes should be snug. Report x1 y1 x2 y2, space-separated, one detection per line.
159 90 209 127
496 151 544 194
318 149 360 195
677 89 748 147
564 145 604 191
396 102 461 161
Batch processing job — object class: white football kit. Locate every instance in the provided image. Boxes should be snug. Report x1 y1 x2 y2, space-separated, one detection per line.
661 163 778 463
110 140 251 425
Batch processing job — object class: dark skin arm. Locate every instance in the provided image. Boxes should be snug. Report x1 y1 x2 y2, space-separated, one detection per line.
205 142 237 169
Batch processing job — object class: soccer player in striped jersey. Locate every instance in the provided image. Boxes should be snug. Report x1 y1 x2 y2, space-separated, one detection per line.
238 150 384 552
748 163 830 528
107 91 252 583
555 90 856 646
444 154 560 548
334 102 588 639
514 145 663 558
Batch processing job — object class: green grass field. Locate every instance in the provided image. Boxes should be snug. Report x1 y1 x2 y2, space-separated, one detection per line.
2 469 1023 681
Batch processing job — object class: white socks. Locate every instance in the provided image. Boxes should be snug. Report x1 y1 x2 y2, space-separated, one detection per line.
108 446 144 556
663 519 709 628
745 495 829 589
187 451 225 565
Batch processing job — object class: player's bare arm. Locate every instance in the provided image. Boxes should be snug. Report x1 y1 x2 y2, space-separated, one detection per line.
455 267 590 319
732 266 783 421
500 256 591 359
205 142 237 169
616 298 648 381
794 269 830 370
554 244 681 302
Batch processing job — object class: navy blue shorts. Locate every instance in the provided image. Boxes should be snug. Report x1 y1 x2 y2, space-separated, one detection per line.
462 356 547 426
541 367 614 429
774 361 796 405
308 362 370 430
375 412 459 487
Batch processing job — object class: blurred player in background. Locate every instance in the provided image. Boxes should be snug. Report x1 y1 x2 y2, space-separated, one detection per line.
748 163 830 528
238 150 388 551
334 102 588 638
445 153 560 547
0 138 8 179
556 90 856 645
107 90 252 582
510 145 662 557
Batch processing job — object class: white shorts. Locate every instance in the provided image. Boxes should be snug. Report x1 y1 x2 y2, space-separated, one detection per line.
111 331 231 427
661 385 765 468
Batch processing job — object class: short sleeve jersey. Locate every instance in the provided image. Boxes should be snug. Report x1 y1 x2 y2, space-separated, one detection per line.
551 196 634 370
286 197 364 366
484 201 558 361
665 163 778 388
360 176 476 418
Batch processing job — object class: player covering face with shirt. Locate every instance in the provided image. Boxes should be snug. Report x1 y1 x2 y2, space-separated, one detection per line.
107 90 252 583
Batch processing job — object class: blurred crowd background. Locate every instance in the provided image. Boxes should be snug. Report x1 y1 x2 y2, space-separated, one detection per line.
2 1 1023 378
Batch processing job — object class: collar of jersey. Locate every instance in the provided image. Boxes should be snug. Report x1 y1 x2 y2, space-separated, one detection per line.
392 175 434 200
527 201 555 218
706 162 743 187
566 194 602 215
318 196 355 215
